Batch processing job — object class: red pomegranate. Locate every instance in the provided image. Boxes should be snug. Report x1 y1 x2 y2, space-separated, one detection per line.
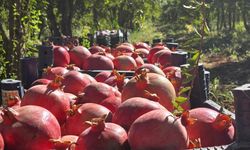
135 48 149 58
113 97 165 131
21 78 71 125
147 45 169 63
130 52 144 67
181 108 235 148
94 71 113 82
135 63 166 77
66 64 81 71
53 46 70 67
62 70 96 95
163 66 182 94
103 70 129 92
68 46 91 68
151 49 172 65
100 96 122 113
42 66 69 80
128 109 189 150
0 106 61 149
50 135 78 150
75 117 128 150
63 103 112 135
121 71 176 112
82 54 114 70
89 45 106 54
76 82 116 104
134 42 150 50
113 55 137 71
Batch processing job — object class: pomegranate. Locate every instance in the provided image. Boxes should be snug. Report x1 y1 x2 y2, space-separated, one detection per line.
53 46 70 67
0 106 61 149
151 49 172 65
103 70 129 92
135 63 166 77
100 96 122 113
42 66 69 80
181 108 235 148
21 77 71 125
135 48 149 58
94 71 113 82
62 70 96 95
130 52 144 68
66 64 81 71
63 103 112 135
147 45 168 63
113 55 137 71
76 82 116 104
82 54 114 70
128 109 189 150
51 135 78 150
134 42 150 50
121 70 176 112
89 45 106 54
113 97 165 131
75 117 128 150
68 46 91 68
163 66 182 94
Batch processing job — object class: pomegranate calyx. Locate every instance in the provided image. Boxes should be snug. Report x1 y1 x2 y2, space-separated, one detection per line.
85 114 107 131
212 113 232 131
66 64 76 70
144 90 160 102
1 107 19 125
49 75 64 89
66 104 82 116
50 139 77 148
188 138 202 148
135 68 149 89
43 66 53 74
180 111 197 127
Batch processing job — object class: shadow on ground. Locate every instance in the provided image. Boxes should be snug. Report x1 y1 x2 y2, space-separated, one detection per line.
205 58 250 86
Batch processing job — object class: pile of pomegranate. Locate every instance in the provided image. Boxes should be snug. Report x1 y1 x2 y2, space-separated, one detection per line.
0 41 235 149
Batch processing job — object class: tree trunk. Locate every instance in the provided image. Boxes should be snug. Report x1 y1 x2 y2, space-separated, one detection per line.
242 0 250 33
60 0 74 36
47 0 61 36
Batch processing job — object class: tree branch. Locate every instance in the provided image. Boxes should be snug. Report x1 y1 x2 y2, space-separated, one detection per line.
0 22 9 42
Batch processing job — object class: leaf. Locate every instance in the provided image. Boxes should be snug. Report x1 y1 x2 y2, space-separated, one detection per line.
192 26 202 37
178 86 191 95
204 21 210 34
175 96 188 103
191 51 200 62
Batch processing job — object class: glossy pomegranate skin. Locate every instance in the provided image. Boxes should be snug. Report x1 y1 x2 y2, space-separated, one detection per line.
134 42 150 50
135 63 166 77
113 55 137 71
31 78 51 87
21 84 71 125
82 54 114 70
68 46 91 68
94 71 113 82
147 45 169 63
128 109 189 150
185 108 235 147
0 133 4 150
62 70 96 95
89 45 106 54
75 122 128 150
100 96 122 113
0 106 61 150
53 46 70 67
42 66 69 80
64 103 112 136
121 72 176 112
112 97 165 131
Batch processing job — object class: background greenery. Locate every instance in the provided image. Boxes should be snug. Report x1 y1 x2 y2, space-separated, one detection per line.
0 0 249 110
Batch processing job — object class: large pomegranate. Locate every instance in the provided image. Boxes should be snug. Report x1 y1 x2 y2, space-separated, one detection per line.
0 106 61 149
89 45 106 54
41 66 69 80
76 82 116 104
113 55 137 71
147 45 169 63
122 71 176 112
75 117 128 150
135 63 166 77
68 46 91 68
112 97 165 131
62 70 96 95
100 96 122 113
151 49 172 65
135 48 149 58
21 78 71 125
181 108 235 148
63 103 112 135
163 66 182 94
94 71 113 82
53 46 70 67
134 42 150 50
82 54 114 70
128 109 189 150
